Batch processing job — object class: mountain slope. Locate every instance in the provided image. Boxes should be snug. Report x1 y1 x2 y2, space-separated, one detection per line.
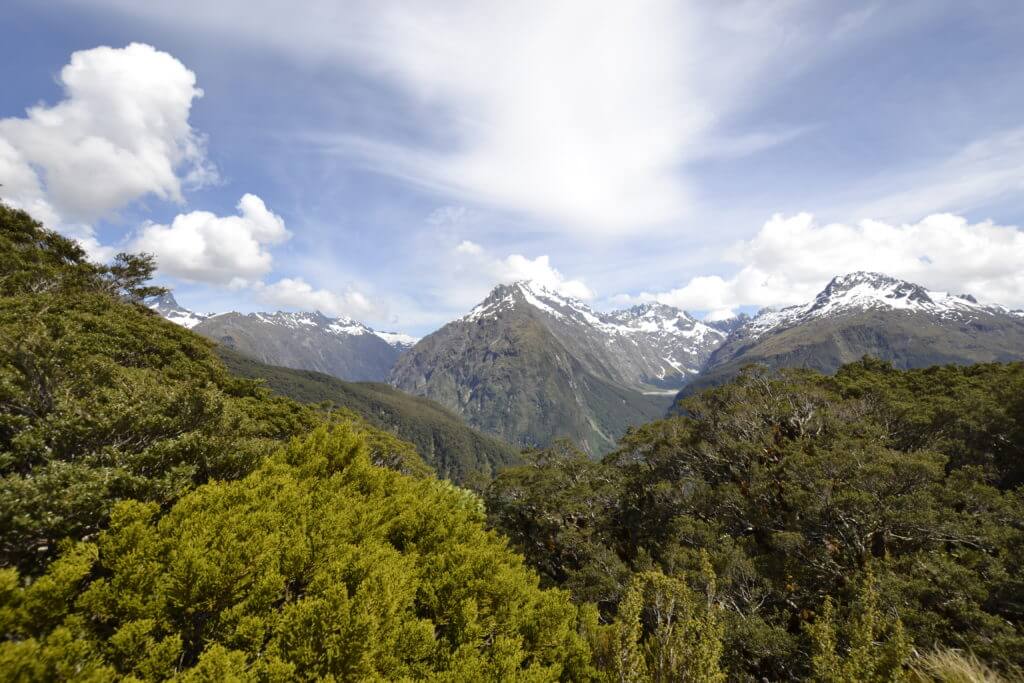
389 282 695 453
217 347 521 482
149 294 418 382
687 271 1024 393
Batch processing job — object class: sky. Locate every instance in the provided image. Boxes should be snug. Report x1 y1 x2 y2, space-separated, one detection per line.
2 0 1024 334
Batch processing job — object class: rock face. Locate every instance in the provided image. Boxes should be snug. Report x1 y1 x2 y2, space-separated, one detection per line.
149 294 418 382
686 271 1024 393
388 281 723 453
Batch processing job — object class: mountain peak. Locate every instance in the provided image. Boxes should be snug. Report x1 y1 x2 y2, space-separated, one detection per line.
742 272 1004 340
148 292 180 309
465 280 586 322
146 293 209 329
148 293 418 352
817 271 934 309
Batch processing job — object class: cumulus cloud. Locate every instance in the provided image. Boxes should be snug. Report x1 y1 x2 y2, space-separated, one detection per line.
0 43 215 226
133 194 289 286
632 212 1024 315
450 242 593 302
255 277 373 318
499 255 594 300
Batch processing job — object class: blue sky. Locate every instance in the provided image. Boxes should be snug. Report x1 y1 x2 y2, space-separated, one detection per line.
2 1 1024 334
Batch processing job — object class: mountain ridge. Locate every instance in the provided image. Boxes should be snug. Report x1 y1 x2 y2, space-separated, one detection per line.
684 270 1024 396
149 293 419 381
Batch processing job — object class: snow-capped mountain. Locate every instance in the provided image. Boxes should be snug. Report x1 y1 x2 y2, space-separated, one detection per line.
606 302 726 380
390 280 724 454
146 293 210 329
692 271 1024 392
743 272 1020 340
202 310 419 350
373 331 420 350
148 295 418 381
463 281 725 386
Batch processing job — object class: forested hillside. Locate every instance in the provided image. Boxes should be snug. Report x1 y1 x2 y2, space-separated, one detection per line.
217 346 521 483
487 359 1024 680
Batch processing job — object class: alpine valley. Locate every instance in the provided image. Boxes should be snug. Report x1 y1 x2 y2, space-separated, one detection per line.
153 272 1024 454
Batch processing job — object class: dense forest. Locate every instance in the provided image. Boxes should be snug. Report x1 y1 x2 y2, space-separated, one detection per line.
487 361 1024 680
2 202 1023 681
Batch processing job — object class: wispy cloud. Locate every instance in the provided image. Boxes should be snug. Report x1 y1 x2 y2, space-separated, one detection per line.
71 0 862 235
843 127 1024 223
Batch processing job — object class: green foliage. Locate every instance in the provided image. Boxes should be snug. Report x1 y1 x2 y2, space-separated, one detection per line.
582 560 725 683
488 362 1024 680
0 425 592 681
603 575 647 682
6 202 1024 680
806 567 911 683
485 440 630 606
830 358 1024 488
217 346 522 485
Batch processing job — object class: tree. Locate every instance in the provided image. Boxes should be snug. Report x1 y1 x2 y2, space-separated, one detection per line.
806 567 911 683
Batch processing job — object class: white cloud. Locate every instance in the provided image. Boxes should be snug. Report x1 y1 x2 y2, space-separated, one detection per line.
450 242 594 302
634 212 1024 315
499 254 594 300
255 277 373 318
76 0 844 235
0 43 214 226
455 240 482 255
133 194 289 286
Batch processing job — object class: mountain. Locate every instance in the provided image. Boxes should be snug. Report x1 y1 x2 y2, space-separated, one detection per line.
149 294 419 381
372 330 420 350
603 302 727 384
687 271 1024 392
389 281 722 453
216 346 521 483
146 292 210 329
705 312 751 335
464 282 725 388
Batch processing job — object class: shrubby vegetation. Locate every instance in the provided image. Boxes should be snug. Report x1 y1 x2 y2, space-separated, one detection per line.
0 426 591 680
487 361 1024 680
